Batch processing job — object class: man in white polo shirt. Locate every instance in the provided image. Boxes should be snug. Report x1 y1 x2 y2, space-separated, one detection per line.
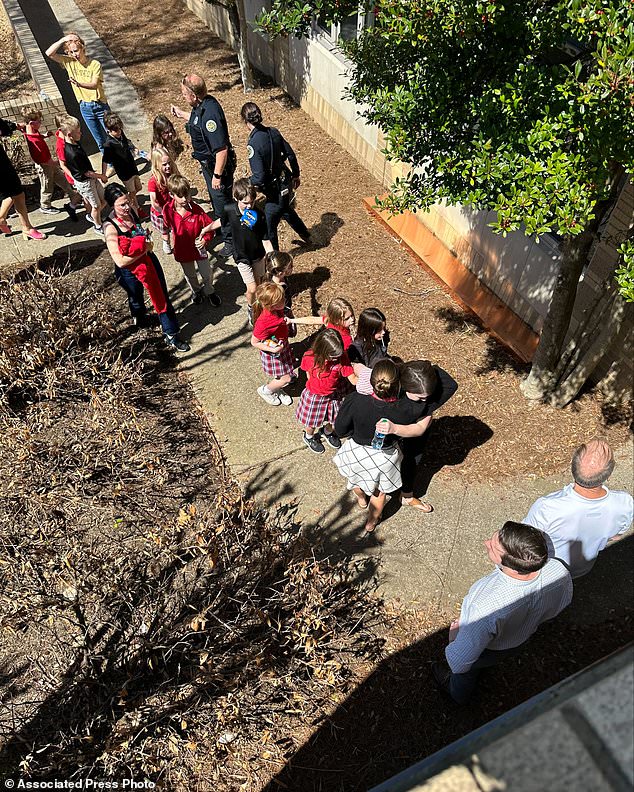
524 438 633 578
432 521 572 704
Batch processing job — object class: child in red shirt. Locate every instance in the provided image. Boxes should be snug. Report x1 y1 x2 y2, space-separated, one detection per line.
22 108 81 217
251 282 296 407
162 175 221 306
296 329 357 454
148 148 178 254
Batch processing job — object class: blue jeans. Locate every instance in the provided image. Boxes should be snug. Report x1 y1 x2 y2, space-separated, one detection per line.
114 263 145 319
114 254 179 337
79 100 111 152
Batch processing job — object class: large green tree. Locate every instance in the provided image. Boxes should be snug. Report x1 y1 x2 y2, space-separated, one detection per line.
258 0 634 406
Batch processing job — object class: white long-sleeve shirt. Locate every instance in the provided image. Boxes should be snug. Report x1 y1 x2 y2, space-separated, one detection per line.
445 559 572 674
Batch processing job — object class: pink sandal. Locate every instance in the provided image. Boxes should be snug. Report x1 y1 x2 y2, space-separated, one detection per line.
22 228 47 240
0 221 11 235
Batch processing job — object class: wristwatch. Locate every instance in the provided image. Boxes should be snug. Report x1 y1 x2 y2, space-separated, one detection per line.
213 172 223 179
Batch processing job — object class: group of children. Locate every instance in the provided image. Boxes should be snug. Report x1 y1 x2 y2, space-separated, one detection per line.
250 280 392 455
17 108 400 462
19 107 150 236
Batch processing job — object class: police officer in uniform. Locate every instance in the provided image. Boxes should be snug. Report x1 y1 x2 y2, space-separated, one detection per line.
240 102 311 251
171 74 236 256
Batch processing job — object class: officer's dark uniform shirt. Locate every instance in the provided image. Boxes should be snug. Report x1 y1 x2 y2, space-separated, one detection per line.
247 125 300 194
187 95 231 165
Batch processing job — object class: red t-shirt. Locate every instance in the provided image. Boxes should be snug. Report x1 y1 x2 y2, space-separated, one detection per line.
301 350 354 396
325 321 353 350
56 131 73 184
25 131 52 165
253 309 289 343
162 200 214 262
147 176 170 209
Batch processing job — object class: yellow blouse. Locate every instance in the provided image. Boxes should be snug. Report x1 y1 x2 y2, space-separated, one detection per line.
60 56 107 103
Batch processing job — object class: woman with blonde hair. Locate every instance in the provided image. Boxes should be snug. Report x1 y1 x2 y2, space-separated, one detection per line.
46 32 111 152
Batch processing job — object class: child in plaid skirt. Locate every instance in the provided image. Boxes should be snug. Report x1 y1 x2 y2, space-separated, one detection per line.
251 282 296 407
296 329 357 455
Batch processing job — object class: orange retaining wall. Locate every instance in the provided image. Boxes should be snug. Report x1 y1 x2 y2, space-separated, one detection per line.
364 198 539 363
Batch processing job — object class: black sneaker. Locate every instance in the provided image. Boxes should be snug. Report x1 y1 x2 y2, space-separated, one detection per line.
303 432 325 455
63 203 79 221
323 431 341 449
207 291 222 307
216 244 233 258
165 334 190 353
191 290 204 305
132 314 150 329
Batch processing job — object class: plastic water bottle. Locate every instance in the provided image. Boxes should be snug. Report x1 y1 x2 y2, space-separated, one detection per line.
371 419 389 450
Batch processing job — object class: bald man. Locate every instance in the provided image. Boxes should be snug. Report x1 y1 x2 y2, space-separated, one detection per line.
523 439 633 578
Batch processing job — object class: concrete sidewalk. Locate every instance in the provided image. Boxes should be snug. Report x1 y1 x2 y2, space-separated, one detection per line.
2 0 632 618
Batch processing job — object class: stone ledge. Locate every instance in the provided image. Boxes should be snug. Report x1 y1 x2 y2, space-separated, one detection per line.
3 0 62 102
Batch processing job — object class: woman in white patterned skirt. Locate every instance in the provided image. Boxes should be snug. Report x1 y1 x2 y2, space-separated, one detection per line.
333 359 403 534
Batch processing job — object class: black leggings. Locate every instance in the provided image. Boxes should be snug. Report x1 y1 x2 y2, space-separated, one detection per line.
400 434 429 493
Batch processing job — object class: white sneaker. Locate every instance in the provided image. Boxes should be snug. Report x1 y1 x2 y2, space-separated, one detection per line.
278 390 293 406
162 240 173 254
257 385 281 406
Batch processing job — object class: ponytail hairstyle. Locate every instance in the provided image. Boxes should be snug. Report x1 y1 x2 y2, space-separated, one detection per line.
370 359 400 401
264 251 293 281
325 297 354 329
311 329 344 374
399 360 438 397
253 281 285 323
240 101 263 126
150 147 178 188
356 307 386 358
151 114 184 160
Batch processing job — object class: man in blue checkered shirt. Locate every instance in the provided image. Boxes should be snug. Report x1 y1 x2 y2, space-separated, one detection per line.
433 521 572 704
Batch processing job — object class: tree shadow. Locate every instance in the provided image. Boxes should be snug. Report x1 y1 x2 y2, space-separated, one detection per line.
261 536 633 792
475 335 530 376
434 306 530 376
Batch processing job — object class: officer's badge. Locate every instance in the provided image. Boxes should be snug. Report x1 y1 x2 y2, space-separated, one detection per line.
247 145 254 159
206 119 218 133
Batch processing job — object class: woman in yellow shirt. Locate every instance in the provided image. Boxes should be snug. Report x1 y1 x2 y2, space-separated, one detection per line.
46 33 111 153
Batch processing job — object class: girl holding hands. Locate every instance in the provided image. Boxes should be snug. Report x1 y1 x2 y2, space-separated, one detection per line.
296 329 357 455
251 282 295 407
